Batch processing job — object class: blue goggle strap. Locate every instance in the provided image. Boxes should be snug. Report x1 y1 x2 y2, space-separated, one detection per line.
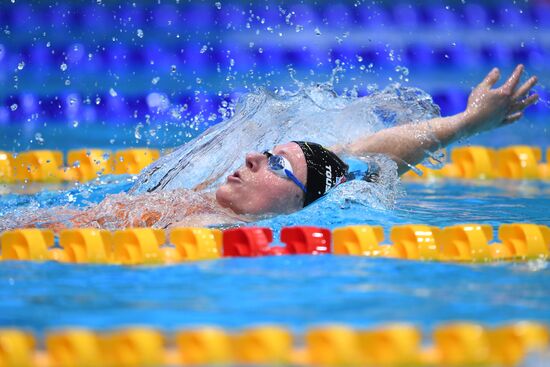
284 168 307 193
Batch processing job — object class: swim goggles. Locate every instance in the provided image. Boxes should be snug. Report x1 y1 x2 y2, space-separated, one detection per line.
262 150 307 193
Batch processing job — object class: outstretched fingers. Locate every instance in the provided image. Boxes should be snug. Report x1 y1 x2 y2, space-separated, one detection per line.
513 75 538 100
508 93 539 114
500 64 524 94
480 67 501 88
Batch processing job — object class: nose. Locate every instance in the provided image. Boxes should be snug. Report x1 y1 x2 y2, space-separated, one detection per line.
245 152 265 172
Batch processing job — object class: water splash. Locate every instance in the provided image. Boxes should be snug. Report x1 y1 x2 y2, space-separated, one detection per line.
130 82 440 195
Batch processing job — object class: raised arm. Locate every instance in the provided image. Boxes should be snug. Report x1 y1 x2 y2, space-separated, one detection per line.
339 65 539 175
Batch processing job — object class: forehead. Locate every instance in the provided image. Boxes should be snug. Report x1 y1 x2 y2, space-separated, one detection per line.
273 142 300 157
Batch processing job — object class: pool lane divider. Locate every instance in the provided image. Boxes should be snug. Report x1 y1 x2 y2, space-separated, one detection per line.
0 145 550 184
403 145 550 181
0 322 548 367
0 148 160 183
1 223 548 265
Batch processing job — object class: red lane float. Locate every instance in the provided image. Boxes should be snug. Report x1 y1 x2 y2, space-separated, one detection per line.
222 227 273 257
281 226 331 255
222 226 332 257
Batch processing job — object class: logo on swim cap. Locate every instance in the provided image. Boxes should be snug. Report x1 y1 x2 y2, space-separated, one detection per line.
325 165 332 192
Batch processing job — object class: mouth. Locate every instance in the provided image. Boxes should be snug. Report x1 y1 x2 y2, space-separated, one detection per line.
227 171 242 183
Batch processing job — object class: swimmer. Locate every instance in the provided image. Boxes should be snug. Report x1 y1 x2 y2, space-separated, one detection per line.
1 65 540 231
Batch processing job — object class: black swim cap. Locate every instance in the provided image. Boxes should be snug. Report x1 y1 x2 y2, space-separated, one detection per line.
293 141 349 207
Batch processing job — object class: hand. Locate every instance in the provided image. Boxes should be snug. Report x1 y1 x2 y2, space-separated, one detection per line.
463 64 538 136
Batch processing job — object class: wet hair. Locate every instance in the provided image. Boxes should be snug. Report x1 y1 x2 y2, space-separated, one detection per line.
293 141 349 206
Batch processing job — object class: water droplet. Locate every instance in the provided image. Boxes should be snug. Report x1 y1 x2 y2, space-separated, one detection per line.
95 97 101 105
109 88 117 97
10 103 17 111
196 78 202 84
171 65 177 73
151 77 160 85
395 65 409 76
285 12 293 24
17 61 25 70
135 122 143 140
136 29 144 38
314 27 322 35
60 63 67 71
214 2 221 10
72 120 79 128
200 45 208 54
34 132 44 144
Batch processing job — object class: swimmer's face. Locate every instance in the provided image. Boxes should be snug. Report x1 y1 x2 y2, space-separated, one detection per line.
216 142 307 215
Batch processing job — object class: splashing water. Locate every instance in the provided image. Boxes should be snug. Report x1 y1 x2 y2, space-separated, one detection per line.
130 82 440 199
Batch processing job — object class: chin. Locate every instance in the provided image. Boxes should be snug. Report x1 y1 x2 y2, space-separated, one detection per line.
215 185 230 207
215 186 243 214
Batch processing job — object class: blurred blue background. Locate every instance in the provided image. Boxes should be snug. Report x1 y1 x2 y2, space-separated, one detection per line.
0 0 548 150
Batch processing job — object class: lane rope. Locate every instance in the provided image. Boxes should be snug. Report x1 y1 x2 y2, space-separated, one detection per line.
1 223 548 264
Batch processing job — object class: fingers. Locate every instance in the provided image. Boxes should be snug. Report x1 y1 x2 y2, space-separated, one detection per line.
513 75 538 100
503 111 523 125
480 67 501 88
508 93 539 114
500 64 524 94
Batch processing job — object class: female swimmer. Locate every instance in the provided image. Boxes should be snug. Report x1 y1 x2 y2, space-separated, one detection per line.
0 65 540 230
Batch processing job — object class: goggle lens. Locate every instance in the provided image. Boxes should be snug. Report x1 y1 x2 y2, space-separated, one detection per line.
262 150 307 193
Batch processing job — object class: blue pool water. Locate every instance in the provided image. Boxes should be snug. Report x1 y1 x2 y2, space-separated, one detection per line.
1 174 549 335
0 2 549 357
1 254 548 335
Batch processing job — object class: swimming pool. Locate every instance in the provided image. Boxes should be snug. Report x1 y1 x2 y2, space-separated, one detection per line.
1 1 549 365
